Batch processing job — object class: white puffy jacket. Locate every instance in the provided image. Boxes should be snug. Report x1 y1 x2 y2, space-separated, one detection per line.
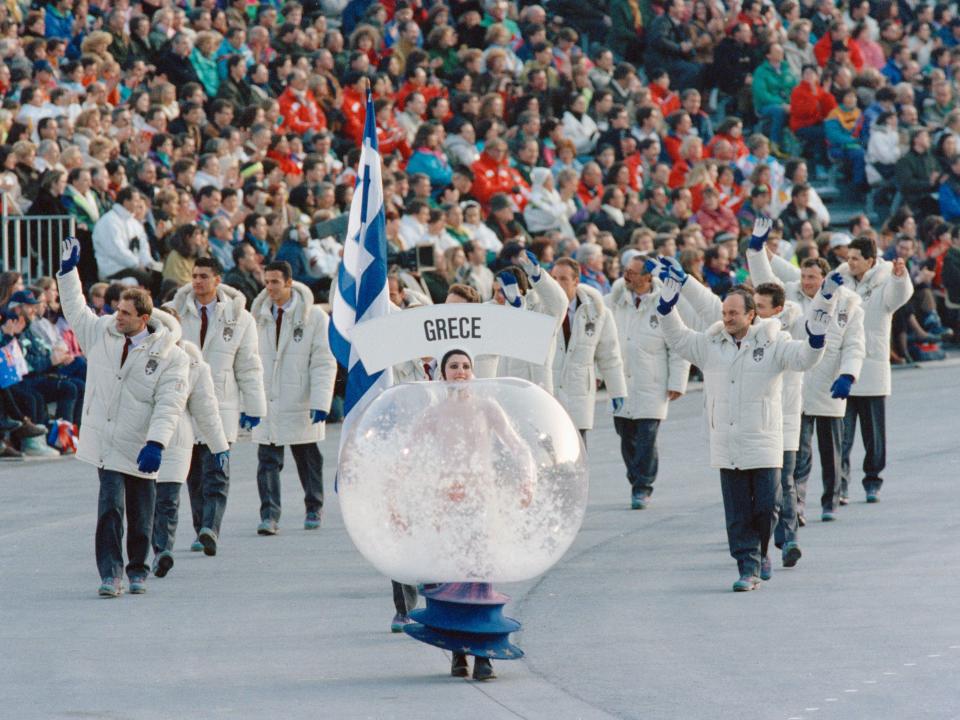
750 250 866 417
604 278 690 421
769 256 909 397
158 341 230 484
58 268 189 478
91 204 152 280
250 282 337 446
170 283 266 442
561 111 600 156
497 270 568 393
660 310 824 470
553 284 627 430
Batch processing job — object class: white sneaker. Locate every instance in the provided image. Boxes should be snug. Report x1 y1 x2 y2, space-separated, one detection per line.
21 436 60 457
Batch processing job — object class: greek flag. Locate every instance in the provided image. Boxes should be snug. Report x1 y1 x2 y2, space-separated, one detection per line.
329 89 393 427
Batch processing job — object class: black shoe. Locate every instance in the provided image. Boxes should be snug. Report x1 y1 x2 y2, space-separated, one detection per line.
199 527 218 556
0 417 21 433
797 514 806 527
13 418 47 439
451 653 469 678
472 657 496 681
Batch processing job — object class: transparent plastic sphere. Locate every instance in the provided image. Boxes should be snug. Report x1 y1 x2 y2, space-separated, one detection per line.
338 378 589 584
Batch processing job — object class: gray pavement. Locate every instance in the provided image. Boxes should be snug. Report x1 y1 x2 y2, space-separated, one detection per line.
2 362 959 720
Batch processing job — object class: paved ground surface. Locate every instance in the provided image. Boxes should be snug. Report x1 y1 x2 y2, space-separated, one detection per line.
1 361 959 720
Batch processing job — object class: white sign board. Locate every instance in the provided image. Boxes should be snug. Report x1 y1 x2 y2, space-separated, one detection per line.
350 303 556 372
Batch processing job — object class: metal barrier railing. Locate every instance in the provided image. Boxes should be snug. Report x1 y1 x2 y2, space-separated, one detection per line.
1 194 76 282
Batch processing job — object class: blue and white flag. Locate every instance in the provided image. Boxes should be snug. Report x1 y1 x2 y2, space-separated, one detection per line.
329 89 393 435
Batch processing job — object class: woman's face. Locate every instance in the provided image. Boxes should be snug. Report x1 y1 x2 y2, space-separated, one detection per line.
464 205 479 224
53 173 67 195
442 353 474 381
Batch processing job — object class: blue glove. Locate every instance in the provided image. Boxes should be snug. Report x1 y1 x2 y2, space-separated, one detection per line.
497 271 522 308
643 258 661 276
518 249 542 281
59 236 80 275
611 397 625 412
311 409 327 424
821 271 844 300
658 256 688 286
136 441 163 473
830 374 855 399
239 413 260 430
748 217 772 252
214 450 230 471
657 277 682 315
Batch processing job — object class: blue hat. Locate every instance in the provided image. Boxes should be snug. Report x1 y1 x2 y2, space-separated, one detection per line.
32 59 54 75
8 290 39 307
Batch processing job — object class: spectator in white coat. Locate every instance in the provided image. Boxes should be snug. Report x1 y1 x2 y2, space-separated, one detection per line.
168 258 266 556
562 94 600 157
550 258 628 445
604 255 690 509
250 260 337 535
656 260 828 592
57 237 190 598
151 306 230 579
524 167 575 236
91 186 161 289
747 244 866 524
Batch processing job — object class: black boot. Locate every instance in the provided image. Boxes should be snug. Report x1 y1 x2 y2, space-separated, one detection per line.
451 652 469 677
14 418 47 439
472 657 496 681
0 417 21 433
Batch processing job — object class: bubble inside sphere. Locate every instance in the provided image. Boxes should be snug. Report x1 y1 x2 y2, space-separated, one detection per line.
338 379 589 584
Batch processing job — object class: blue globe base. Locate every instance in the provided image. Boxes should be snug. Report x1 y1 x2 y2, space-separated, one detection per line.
403 583 524 660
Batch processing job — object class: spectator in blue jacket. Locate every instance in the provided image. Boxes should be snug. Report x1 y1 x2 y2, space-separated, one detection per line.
405 124 453 196
939 154 960 222
273 219 324 296
44 0 75 41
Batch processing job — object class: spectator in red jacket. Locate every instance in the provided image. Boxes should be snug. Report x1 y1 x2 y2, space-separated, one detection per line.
814 21 864 70
371 98 412 160
576 161 605 207
789 64 836 173
694 186 739 242
470 139 529 211
668 136 704 189
277 69 327 141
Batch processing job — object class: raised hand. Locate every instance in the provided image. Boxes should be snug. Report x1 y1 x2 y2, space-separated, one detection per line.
59 236 81 275
806 308 832 348
821 271 844 299
748 217 772 252
517 249 542 281
658 256 688 286
657 277 682 315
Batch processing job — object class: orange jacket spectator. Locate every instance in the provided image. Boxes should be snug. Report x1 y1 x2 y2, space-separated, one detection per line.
706 131 749 159
789 79 837 132
668 158 691 189
341 84 365 144
394 78 445 112
471 142 529 211
277 86 327 135
648 80 680 117
577 178 603 207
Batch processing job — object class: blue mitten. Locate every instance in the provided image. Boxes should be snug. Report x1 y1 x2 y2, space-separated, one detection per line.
748 217 772 252
830 374 855 399
239 413 260 430
497 271 523 308
311 409 327 424
214 450 230 471
611 397 625 412
59 236 80 275
137 441 163 473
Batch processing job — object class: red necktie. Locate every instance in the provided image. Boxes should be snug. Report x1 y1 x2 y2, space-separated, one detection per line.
200 306 208 349
562 314 571 347
120 337 132 367
635 295 641 309
275 307 283 348
422 361 432 380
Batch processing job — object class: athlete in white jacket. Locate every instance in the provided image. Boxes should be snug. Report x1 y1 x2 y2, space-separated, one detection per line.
251 261 337 535
58 237 189 598
169 258 266 556
656 261 827 592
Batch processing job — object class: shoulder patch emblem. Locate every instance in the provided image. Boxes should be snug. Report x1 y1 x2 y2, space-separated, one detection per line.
293 327 304 343
753 347 764 362
145 358 158 375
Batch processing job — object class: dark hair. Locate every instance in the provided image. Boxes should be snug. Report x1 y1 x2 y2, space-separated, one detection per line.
232 240 255 265
849 236 878 259
194 256 223 276
116 186 140 205
755 282 785 309
264 260 292 280
439 348 472 379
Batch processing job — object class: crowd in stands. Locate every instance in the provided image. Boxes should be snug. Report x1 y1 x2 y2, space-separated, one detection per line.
1 0 960 458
